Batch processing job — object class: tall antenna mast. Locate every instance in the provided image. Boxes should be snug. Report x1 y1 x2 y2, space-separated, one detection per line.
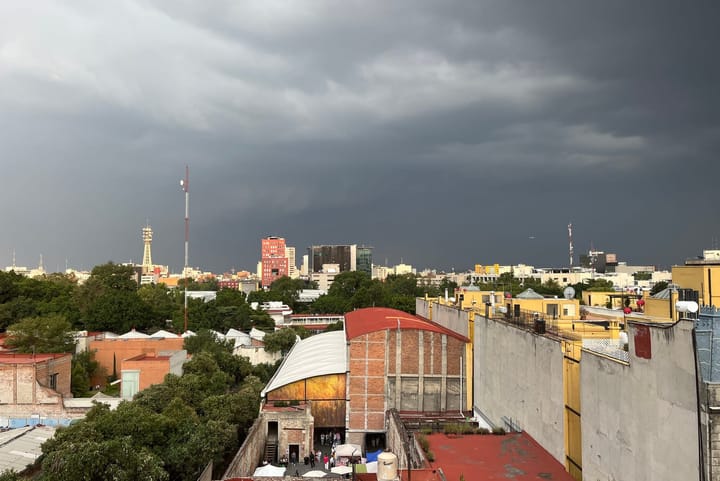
568 222 574 268
180 166 190 333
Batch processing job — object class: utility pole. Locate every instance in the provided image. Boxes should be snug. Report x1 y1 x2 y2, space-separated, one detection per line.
181 166 189 333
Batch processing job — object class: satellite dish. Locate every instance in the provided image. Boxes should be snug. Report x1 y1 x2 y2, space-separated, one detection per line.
563 286 575 300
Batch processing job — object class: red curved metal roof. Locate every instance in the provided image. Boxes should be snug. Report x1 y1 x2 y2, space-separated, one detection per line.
344 307 469 342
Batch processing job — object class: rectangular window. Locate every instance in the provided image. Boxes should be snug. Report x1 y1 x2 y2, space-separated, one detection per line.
49 373 59 390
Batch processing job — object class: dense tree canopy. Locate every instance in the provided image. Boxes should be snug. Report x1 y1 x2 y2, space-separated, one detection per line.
5 314 76 353
42 334 266 481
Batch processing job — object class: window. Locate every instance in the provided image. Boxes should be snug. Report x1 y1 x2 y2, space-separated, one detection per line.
49 373 59 390
563 305 576 317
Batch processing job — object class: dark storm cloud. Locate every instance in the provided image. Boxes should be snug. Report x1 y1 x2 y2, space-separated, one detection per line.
1 1 718 273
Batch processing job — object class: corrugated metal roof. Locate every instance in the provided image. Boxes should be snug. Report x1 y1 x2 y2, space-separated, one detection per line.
0 426 56 474
261 330 346 397
118 329 150 339
516 288 544 299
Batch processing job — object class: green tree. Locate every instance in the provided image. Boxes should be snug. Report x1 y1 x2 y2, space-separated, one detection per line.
438 277 458 296
71 350 105 397
40 437 169 481
5 314 76 353
137 283 178 326
268 276 306 310
650 281 669 296
262 328 298 354
0 469 20 481
327 271 370 298
324 320 344 332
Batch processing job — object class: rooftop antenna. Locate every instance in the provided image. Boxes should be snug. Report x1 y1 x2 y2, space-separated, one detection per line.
568 222 574 269
12 249 16 269
180 165 190 333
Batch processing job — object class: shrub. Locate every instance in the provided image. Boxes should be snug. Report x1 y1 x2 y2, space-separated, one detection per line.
475 427 490 435
426 450 435 462
289 400 300 406
416 434 430 453
443 423 459 435
492 427 506 435
420 427 432 435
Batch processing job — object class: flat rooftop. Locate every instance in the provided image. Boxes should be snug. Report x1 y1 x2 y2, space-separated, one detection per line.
427 432 575 481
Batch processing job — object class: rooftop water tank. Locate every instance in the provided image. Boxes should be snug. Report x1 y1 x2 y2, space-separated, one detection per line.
376 451 398 481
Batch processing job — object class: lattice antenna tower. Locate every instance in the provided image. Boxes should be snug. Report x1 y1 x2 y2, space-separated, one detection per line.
142 222 153 272
568 222 574 268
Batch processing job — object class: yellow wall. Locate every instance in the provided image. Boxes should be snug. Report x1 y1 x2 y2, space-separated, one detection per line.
506 297 581 320
455 289 504 309
672 264 720 307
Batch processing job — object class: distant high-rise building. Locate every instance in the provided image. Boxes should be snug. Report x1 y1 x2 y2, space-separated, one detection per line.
308 244 357 273
300 254 309 277
357 246 373 277
141 225 153 274
261 236 288 287
285 246 298 279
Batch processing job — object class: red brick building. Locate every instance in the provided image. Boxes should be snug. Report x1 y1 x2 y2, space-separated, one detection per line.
256 307 470 458
344 307 469 446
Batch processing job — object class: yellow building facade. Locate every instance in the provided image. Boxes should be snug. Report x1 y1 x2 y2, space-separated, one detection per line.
672 263 720 307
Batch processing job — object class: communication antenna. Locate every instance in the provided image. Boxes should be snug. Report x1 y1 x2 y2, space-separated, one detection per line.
180 166 190 333
568 222 574 268
563 286 576 300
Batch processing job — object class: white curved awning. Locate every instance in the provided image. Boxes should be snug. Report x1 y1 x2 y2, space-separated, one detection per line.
261 330 346 397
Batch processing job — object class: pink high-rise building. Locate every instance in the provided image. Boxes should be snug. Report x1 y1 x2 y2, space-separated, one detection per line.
261 236 288 287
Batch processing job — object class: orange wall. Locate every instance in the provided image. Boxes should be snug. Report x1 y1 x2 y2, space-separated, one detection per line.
122 356 172 391
89 338 184 383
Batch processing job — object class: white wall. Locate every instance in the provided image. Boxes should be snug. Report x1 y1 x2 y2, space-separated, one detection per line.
581 320 700 481
473 316 566 463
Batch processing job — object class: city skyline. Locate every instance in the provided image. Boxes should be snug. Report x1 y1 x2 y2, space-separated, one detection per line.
1 2 718 274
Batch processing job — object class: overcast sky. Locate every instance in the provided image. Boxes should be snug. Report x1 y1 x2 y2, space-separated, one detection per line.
1 1 718 274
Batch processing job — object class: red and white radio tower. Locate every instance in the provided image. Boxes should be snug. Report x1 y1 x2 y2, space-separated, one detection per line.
180 166 189 333
568 222 574 268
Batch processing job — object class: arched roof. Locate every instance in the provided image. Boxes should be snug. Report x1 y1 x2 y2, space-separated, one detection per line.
344 307 469 342
261 330 347 397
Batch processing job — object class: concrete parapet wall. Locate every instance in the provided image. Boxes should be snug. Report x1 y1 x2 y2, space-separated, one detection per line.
386 409 424 469
473 315 565 463
222 416 266 479
416 299 469 338
581 320 700 481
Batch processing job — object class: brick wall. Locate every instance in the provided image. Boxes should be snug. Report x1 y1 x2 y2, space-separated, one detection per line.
89 337 184 383
0 354 72 418
347 328 468 439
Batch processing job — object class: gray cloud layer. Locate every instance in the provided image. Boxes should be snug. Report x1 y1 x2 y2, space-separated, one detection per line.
1 1 718 273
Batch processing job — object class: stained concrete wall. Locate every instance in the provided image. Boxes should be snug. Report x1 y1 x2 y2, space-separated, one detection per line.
473 315 565 464
581 320 700 481
222 415 267 479
416 299 469 338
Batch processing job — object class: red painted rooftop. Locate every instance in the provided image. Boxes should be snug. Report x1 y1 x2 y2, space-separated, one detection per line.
427 432 574 481
344 307 469 342
0 353 70 364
